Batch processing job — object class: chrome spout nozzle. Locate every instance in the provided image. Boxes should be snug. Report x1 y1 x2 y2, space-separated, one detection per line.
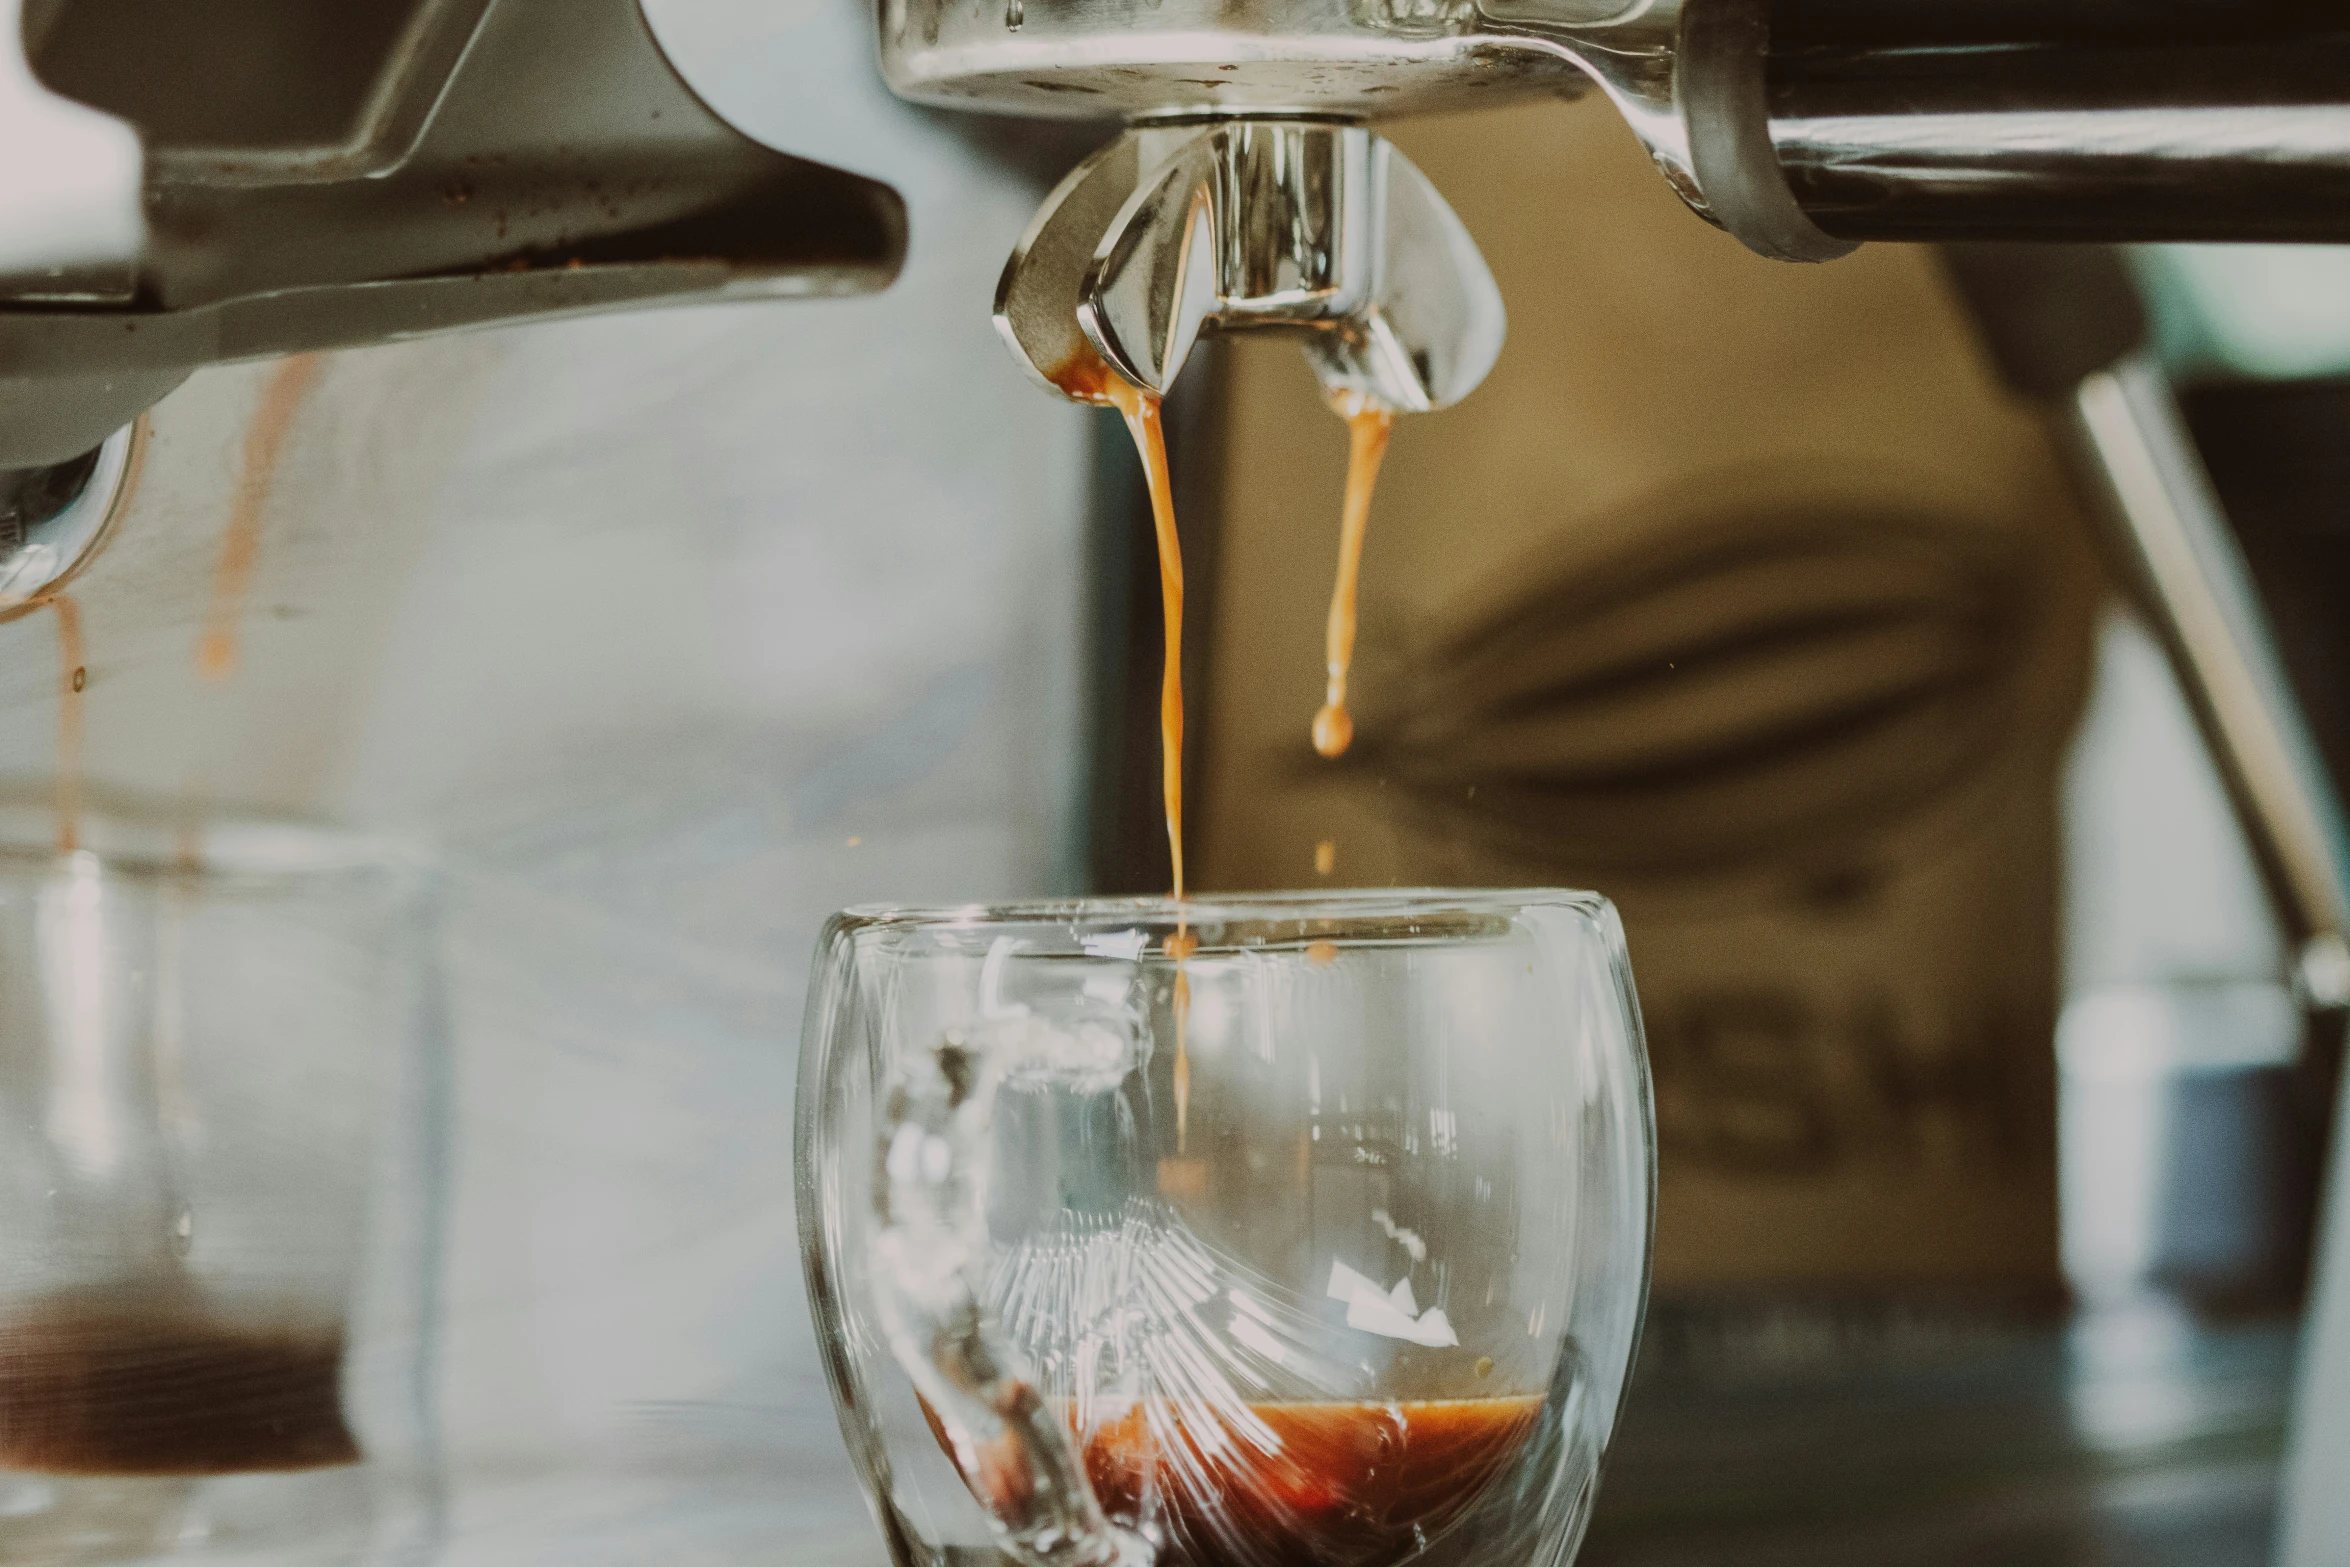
995 120 1504 413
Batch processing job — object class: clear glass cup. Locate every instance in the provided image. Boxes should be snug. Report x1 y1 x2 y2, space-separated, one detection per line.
0 810 444 1565
797 890 1653 1567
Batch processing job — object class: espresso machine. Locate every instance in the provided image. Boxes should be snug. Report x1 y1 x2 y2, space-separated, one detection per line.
1 0 2349 1562
875 11 2350 1557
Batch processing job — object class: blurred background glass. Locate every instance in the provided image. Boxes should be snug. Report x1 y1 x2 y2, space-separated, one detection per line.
0 811 436 1565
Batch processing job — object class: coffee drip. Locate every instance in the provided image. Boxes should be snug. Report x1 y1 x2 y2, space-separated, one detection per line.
1311 397 1397 763
198 356 323 684
1119 384 1188 902
1052 347 1408 900
997 120 1500 899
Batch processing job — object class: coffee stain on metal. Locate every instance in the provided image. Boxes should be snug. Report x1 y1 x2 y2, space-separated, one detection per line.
197 356 326 682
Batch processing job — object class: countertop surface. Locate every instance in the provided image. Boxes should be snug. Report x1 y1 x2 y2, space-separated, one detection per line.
426 1296 2293 1566
1581 1298 2294 1567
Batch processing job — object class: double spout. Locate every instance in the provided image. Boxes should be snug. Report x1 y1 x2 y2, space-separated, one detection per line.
999 118 1506 414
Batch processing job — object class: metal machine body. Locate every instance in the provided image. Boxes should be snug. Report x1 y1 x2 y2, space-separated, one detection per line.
0 0 904 605
933 0 2350 417
893 0 2350 250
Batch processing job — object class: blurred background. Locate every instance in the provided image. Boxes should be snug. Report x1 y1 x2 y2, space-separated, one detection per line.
4 0 2349 1561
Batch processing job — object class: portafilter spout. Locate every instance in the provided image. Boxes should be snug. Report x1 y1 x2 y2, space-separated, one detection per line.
996 118 1505 413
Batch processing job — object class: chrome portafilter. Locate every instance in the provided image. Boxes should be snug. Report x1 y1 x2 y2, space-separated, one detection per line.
995 118 1506 412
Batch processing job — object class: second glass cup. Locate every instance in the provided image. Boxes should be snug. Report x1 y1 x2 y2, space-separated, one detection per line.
0 812 443 1564
798 890 1653 1567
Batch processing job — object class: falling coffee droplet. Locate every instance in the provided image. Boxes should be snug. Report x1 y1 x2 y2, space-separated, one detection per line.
69 667 85 694
1475 1356 1495 1379
1311 703 1353 759
1314 839 1336 876
1005 0 1023 28
1312 395 1394 761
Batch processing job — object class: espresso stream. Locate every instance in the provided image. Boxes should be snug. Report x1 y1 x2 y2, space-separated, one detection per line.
1111 381 1188 900
1055 346 1401 890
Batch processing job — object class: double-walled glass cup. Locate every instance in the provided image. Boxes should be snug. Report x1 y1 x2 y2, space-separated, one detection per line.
0 812 443 1565
798 891 1653 1567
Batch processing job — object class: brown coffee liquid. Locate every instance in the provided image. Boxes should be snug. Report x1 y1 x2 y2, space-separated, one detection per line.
1045 352 1185 899
49 593 83 855
198 354 323 682
1311 399 1394 761
1085 1395 1541 1567
1112 381 1186 901
0 1295 357 1475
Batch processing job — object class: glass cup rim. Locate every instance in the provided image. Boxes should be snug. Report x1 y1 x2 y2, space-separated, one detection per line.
833 885 1613 936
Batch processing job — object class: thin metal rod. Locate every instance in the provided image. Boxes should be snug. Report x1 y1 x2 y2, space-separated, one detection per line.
2066 354 2350 976
1767 10 2350 242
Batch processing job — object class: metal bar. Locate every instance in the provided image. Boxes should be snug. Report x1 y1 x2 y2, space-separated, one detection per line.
2066 353 2350 973
2061 353 2350 1567
1765 8 2350 243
